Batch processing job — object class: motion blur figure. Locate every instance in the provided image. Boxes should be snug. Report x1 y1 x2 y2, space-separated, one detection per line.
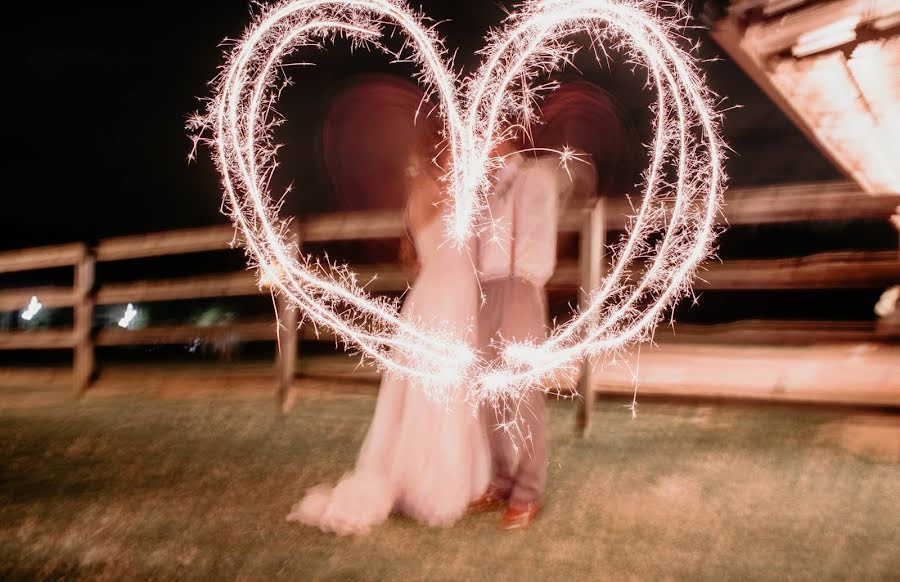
470 140 597 529
287 126 490 535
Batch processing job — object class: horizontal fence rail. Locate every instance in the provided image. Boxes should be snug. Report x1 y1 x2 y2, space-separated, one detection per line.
0 181 897 420
2 316 890 353
3 251 899 315
0 243 85 274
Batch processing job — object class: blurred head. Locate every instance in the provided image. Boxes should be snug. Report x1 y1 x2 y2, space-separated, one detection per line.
531 81 641 197
322 75 441 211
565 150 599 199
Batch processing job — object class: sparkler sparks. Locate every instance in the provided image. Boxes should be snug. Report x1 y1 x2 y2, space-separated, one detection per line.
192 0 725 404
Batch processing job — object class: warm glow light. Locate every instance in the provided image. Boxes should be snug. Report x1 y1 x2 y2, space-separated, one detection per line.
191 0 725 404
774 40 900 194
846 39 900 192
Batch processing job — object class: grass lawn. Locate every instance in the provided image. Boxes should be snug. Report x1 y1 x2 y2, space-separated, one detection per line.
1 382 898 580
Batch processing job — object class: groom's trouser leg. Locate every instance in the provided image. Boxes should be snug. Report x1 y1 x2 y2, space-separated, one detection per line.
480 280 517 497
480 278 548 503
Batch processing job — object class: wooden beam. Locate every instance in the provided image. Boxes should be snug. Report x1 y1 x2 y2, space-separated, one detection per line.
742 0 888 57
96 225 237 262
295 318 886 347
589 342 900 407
282 343 900 408
590 183 897 231
576 198 606 436
652 319 879 345
96 271 259 305
0 243 85 274
276 223 302 409
84 318 886 349
708 15 857 186
302 210 404 242
86 262 558 307
695 249 900 290
719 183 899 225
0 330 76 350
248 247 900 298
555 249 897 292
84 247 898 312
73 251 95 397
0 287 76 312
95 321 278 346
5 183 891 277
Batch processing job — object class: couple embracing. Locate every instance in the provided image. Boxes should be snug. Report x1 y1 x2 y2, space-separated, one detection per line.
288 130 595 535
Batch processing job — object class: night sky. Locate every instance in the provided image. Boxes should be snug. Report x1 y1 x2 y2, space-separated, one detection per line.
1 0 841 250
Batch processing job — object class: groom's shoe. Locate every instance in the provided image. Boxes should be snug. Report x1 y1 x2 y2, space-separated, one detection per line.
468 486 509 513
499 500 542 530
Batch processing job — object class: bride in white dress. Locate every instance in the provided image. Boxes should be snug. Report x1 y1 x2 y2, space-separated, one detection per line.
287 139 490 535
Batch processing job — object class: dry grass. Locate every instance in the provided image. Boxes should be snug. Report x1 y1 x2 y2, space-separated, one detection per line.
1 382 898 580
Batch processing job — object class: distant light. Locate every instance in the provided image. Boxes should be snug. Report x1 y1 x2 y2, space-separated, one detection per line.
21 296 42 321
118 304 138 328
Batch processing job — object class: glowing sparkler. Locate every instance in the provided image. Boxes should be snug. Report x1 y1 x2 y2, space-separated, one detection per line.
118 304 138 329
21 296 42 321
191 0 725 404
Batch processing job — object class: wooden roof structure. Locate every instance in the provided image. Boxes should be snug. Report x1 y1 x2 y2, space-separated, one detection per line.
708 0 900 194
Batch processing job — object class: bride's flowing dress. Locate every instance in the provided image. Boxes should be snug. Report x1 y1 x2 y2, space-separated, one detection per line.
286 214 490 534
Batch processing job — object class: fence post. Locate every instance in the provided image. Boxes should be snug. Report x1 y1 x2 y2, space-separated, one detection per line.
276 223 302 410
575 197 606 436
73 246 96 397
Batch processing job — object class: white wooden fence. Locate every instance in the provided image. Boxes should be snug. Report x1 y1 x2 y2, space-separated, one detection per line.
0 181 897 427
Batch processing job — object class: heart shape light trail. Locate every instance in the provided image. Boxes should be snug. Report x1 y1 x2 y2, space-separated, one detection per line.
192 0 725 404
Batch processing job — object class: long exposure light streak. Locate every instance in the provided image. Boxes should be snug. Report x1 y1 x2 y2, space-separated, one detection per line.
191 0 725 404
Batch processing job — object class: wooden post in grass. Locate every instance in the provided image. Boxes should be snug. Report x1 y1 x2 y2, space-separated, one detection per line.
73 246 96 397
575 198 606 436
276 222 302 410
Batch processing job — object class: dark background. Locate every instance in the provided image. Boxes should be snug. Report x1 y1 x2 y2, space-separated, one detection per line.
5 0 895 357
1 0 843 249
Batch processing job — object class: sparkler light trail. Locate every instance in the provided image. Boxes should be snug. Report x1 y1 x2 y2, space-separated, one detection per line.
191 0 725 404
